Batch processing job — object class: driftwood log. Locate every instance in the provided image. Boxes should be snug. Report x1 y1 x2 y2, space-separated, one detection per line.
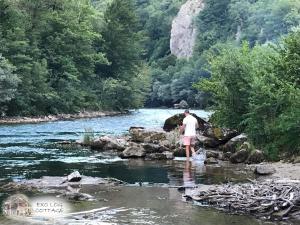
183 179 300 220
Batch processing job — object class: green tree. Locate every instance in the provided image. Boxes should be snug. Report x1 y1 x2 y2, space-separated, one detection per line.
0 55 19 115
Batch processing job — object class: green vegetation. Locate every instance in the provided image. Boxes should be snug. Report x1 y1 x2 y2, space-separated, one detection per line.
0 0 146 116
195 34 300 159
83 127 95 145
0 0 299 158
146 0 300 108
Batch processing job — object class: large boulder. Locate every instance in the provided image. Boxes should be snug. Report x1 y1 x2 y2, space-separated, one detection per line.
119 143 146 158
129 127 167 143
203 126 238 144
90 136 126 151
247 150 264 164
142 143 169 153
196 134 221 148
229 149 250 163
163 113 208 132
220 134 248 153
174 100 189 109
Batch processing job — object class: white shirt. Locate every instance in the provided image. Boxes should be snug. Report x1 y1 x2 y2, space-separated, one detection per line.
183 115 198 136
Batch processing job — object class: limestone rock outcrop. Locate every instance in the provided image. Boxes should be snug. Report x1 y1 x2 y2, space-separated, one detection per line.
170 0 204 58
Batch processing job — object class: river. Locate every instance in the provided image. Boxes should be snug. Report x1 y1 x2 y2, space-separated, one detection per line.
0 109 292 225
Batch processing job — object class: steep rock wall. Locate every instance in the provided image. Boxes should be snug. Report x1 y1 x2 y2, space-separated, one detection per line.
170 0 204 58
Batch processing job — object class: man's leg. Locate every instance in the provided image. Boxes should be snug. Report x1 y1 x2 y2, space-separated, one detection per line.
185 145 190 158
184 136 191 158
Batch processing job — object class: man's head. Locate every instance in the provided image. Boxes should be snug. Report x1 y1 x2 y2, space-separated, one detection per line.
184 109 190 116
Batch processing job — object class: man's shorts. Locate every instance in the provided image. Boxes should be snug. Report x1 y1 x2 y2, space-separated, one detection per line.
183 136 196 146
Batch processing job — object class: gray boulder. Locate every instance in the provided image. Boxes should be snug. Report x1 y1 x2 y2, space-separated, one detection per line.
67 171 81 182
203 126 238 144
174 100 189 109
119 143 146 158
221 134 248 153
247 150 264 164
142 143 169 153
205 150 220 159
129 127 167 143
254 165 276 175
163 113 209 132
229 149 250 163
197 134 220 148
204 157 219 165
90 136 126 151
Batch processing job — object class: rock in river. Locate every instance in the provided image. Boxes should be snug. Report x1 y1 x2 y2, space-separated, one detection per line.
67 171 82 182
247 150 264 164
229 149 250 164
129 127 167 143
254 165 276 175
90 136 126 151
174 100 189 109
204 157 219 165
220 134 248 153
119 143 146 158
163 113 208 132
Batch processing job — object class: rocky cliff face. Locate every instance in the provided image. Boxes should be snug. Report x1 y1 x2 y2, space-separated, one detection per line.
170 0 204 58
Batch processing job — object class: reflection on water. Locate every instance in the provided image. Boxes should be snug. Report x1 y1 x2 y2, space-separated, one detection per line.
0 187 271 225
183 160 197 188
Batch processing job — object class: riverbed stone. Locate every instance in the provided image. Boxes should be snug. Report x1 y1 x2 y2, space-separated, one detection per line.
174 100 189 109
229 149 250 163
203 126 238 144
67 171 82 182
247 150 264 164
119 143 146 158
60 192 95 201
142 143 169 153
90 136 126 151
163 113 208 132
197 134 220 148
293 156 300 164
204 157 218 165
254 165 276 175
129 127 167 143
221 134 248 153
205 150 220 159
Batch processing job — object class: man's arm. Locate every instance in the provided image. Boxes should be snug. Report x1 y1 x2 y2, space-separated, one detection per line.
180 124 186 134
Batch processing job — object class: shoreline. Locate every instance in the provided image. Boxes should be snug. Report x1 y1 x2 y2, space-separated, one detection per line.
0 110 129 125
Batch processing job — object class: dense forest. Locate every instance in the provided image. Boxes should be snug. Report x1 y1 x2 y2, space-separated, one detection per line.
0 0 299 157
0 0 148 116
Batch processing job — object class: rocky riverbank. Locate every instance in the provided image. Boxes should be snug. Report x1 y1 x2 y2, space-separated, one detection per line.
76 112 266 164
0 110 128 125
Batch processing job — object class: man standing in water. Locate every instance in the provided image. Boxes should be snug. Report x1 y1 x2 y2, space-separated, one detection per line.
180 109 198 159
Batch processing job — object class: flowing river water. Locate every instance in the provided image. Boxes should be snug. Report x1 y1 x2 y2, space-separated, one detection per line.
0 109 295 225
